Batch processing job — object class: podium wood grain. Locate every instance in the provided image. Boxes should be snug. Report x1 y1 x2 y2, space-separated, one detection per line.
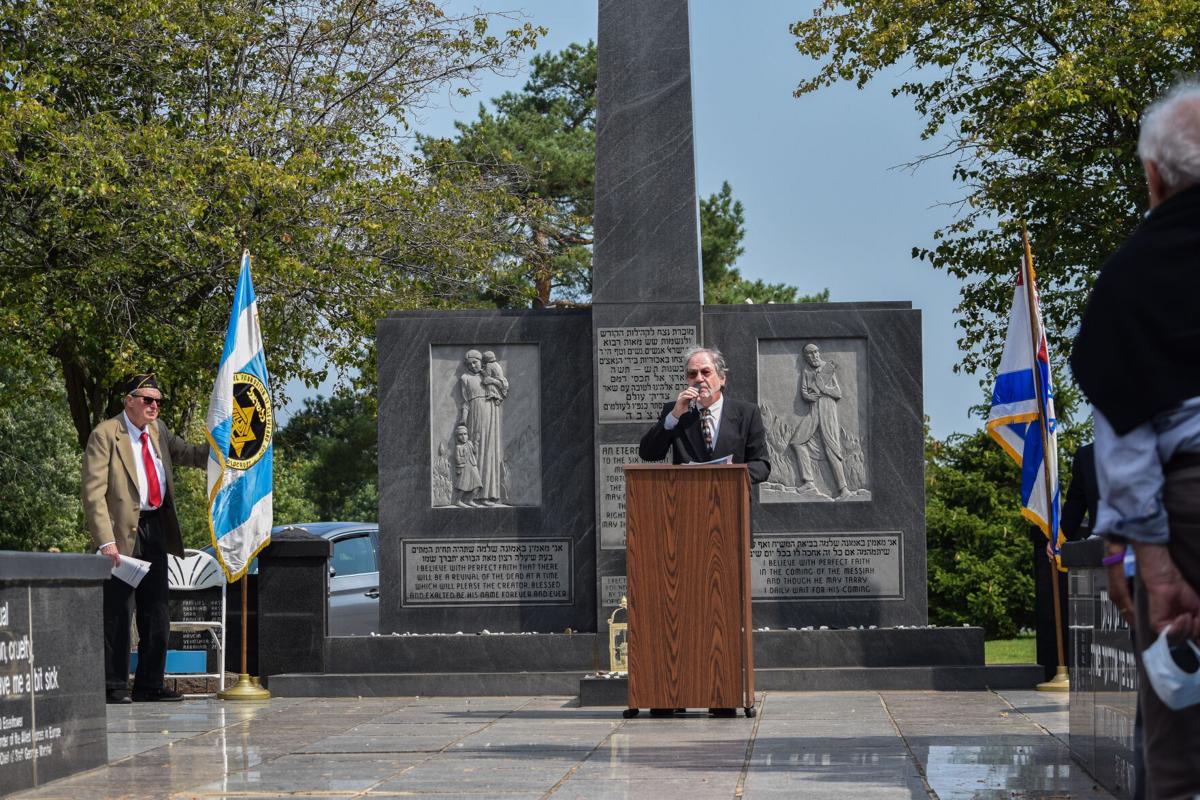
624 464 754 710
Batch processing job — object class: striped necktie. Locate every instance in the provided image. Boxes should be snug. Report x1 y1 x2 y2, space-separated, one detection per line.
700 407 714 453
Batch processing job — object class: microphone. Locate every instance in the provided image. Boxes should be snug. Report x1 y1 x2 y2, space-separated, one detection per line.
688 383 702 414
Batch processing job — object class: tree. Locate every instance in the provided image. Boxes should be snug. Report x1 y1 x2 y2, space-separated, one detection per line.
0 0 543 447
424 42 823 308
700 182 829 305
924 426 1033 638
791 1 1200 376
274 389 378 522
0 361 88 552
420 41 597 307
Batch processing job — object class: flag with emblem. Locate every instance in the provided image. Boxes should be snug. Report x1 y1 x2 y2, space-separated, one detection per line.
986 236 1063 558
206 250 274 581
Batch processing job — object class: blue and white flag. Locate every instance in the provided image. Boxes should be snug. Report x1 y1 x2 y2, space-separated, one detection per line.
206 250 273 582
986 252 1063 555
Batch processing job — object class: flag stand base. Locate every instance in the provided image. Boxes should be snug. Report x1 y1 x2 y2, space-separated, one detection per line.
219 674 271 701
1036 666 1070 692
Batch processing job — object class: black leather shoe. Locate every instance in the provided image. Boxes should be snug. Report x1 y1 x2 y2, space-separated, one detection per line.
106 689 132 705
131 687 184 702
708 707 736 717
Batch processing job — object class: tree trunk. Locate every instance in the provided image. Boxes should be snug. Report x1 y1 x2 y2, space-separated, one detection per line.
54 339 103 450
532 229 551 308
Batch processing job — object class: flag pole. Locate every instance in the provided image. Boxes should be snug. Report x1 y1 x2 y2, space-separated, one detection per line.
1022 227 1069 692
218 575 270 700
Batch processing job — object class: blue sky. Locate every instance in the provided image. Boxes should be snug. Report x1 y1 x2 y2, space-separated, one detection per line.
283 1 986 439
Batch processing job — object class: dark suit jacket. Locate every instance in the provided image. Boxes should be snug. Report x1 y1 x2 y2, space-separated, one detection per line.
1061 442 1098 541
638 397 771 484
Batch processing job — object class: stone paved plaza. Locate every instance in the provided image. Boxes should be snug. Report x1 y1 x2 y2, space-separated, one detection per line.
8 689 1116 800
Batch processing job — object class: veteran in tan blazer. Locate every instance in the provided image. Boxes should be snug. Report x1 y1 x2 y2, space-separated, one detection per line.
82 374 206 704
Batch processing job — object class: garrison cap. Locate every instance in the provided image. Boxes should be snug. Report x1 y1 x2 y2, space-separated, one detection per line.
122 373 161 396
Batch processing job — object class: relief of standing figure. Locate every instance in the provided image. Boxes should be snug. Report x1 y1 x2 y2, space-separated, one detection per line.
459 349 505 505
450 424 483 507
790 343 851 499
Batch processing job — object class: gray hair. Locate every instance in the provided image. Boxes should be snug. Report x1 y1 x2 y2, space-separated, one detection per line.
1138 82 1200 192
683 346 727 379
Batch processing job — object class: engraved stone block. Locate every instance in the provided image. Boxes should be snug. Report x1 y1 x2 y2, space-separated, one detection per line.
598 444 641 550
401 538 572 607
597 326 696 423
601 575 627 610
750 533 902 600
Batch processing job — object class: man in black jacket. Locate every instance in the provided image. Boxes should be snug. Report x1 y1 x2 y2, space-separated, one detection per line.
639 346 770 485
1072 84 1200 799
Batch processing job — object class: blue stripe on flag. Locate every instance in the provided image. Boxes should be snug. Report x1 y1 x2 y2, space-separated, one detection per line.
211 445 274 530
992 369 1035 406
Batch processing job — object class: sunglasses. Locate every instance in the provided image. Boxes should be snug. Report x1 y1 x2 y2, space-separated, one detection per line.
131 394 164 407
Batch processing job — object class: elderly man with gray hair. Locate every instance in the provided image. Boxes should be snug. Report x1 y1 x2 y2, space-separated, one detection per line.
1072 83 1200 800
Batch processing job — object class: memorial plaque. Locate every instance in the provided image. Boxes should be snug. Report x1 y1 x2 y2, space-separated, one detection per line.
1067 557 1138 800
750 533 902 600
597 326 695 423
401 538 573 607
0 580 106 795
599 444 640 550
167 588 223 673
601 575 627 610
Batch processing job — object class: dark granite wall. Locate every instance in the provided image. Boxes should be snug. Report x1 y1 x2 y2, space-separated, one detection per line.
0 553 108 795
378 309 596 634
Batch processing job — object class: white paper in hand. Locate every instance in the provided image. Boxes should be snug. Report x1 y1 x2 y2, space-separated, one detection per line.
105 553 151 588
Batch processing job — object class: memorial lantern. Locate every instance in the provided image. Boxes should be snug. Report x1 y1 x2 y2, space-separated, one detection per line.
607 595 629 673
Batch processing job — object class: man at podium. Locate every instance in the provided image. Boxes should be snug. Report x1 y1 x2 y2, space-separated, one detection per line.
639 346 770 484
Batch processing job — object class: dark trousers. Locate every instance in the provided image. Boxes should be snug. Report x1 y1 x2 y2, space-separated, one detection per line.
1032 532 1071 681
1134 457 1200 800
103 513 170 692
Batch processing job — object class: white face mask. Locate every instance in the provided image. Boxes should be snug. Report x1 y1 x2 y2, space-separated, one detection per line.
1141 624 1200 711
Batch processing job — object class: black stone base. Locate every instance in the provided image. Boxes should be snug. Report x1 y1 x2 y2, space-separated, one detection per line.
269 671 589 697
325 633 601 674
579 665 1046 706
753 627 984 668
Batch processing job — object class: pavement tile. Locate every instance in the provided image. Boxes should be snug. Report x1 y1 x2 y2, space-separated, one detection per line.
6 690 1120 800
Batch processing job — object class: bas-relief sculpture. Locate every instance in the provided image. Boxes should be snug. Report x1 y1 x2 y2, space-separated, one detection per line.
430 345 540 507
759 338 870 503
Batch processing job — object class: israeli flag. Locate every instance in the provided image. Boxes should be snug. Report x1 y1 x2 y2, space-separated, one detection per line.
987 258 1062 554
206 250 273 582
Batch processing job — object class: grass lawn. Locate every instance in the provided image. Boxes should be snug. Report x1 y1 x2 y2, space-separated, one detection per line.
985 633 1037 664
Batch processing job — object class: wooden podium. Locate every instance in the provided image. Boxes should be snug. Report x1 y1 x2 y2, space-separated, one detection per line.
622 464 755 717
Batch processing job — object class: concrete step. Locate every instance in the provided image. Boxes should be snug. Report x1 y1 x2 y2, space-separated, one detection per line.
318 627 987 674
578 665 1047 706
268 671 589 697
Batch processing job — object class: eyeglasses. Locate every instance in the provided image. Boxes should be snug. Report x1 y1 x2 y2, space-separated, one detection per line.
131 394 164 407
686 368 716 379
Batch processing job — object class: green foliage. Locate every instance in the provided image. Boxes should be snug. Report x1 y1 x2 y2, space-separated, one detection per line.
985 633 1037 664
0 362 88 552
0 0 543 446
791 0 1200 377
420 41 596 307
275 389 378 522
925 425 1034 638
700 182 829 305
424 42 821 308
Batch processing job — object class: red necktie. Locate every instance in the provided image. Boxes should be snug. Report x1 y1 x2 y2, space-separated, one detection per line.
141 431 162 509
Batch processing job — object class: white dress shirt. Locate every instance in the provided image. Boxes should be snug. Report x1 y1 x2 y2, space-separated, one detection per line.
664 395 725 444
123 412 165 511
